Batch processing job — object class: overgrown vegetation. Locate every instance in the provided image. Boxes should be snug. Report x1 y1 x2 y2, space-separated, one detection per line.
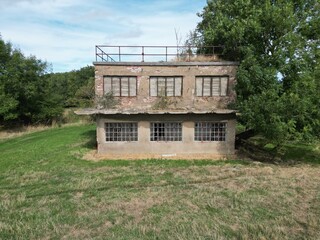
0 125 319 239
96 92 119 109
152 95 171 110
193 0 320 144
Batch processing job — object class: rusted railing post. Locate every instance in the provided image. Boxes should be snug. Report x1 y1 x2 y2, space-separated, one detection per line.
95 45 97 61
142 46 144 62
165 47 167 62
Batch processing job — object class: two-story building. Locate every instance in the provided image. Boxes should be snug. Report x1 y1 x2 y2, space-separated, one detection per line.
77 46 238 159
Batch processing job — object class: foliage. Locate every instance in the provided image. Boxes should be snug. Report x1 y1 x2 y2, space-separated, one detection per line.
152 95 171 110
0 35 95 126
0 36 63 125
45 66 95 108
195 0 320 143
96 92 119 109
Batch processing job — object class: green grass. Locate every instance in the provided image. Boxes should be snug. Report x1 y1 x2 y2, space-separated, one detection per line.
1 125 320 239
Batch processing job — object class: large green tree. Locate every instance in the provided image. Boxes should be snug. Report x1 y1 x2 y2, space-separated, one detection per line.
196 0 320 142
0 36 63 125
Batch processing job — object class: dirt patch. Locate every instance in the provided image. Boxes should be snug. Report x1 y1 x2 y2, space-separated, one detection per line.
83 150 237 161
116 196 166 223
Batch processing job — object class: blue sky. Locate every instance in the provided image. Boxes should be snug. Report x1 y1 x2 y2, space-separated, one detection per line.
0 0 207 73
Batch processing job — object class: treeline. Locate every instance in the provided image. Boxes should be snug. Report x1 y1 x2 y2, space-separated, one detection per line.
0 36 94 126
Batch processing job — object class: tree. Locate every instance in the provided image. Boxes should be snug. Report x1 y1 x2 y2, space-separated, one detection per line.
46 66 94 107
195 0 320 143
0 36 63 125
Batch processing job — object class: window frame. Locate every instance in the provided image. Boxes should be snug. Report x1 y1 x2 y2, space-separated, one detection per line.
149 76 183 97
194 122 227 142
103 76 137 97
150 122 182 142
195 76 229 97
105 122 138 142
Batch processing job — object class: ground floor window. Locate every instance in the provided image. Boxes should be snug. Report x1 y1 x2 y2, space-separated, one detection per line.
194 122 226 141
150 122 182 141
105 122 138 141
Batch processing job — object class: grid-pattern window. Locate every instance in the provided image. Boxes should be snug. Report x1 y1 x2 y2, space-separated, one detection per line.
104 76 137 96
196 76 228 96
150 122 182 141
194 122 226 141
150 76 182 96
105 122 138 142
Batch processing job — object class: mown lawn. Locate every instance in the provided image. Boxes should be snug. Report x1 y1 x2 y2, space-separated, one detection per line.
0 124 320 239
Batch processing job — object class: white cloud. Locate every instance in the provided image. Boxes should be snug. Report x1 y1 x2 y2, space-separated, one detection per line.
0 0 206 72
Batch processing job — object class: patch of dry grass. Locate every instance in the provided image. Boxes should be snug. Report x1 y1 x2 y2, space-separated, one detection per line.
2 163 320 239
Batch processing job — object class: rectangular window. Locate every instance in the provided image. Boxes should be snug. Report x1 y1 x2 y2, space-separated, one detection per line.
150 76 182 96
150 122 182 141
195 76 228 96
194 122 226 141
105 122 138 142
104 76 137 96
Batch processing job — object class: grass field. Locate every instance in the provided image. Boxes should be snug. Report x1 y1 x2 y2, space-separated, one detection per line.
0 124 320 239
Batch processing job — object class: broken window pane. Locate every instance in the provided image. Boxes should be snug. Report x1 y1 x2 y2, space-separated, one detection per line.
220 77 228 96
105 122 138 141
104 77 112 94
174 77 182 96
211 77 220 96
150 77 158 96
195 77 203 96
203 77 211 96
194 122 226 141
150 122 182 141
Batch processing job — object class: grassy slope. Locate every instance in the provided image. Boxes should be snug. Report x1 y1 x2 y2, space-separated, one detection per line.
0 125 320 239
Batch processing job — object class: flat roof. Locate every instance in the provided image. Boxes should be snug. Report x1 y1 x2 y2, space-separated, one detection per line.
75 108 237 116
93 61 239 67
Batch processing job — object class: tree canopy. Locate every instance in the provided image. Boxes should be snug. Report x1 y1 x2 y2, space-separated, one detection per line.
0 36 94 126
196 0 320 142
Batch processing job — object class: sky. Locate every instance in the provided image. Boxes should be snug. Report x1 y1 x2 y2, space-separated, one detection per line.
0 0 207 73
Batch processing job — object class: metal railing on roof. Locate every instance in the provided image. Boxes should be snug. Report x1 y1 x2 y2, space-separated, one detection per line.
95 45 224 62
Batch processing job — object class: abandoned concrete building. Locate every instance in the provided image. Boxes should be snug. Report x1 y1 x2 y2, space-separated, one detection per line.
77 46 238 159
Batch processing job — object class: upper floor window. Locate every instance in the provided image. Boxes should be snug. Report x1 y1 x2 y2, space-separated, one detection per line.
104 76 137 97
150 76 182 97
195 76 228 96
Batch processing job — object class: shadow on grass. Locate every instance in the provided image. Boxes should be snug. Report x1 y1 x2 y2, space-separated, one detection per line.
81 128 97 150
239 139 320 165
283 144 320 164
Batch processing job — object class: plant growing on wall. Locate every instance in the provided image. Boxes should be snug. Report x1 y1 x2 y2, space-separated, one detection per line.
96 92 119 109
152 95 171 110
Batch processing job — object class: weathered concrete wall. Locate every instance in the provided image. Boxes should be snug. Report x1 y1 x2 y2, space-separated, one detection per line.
96 113 236 159
94 62 238 111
